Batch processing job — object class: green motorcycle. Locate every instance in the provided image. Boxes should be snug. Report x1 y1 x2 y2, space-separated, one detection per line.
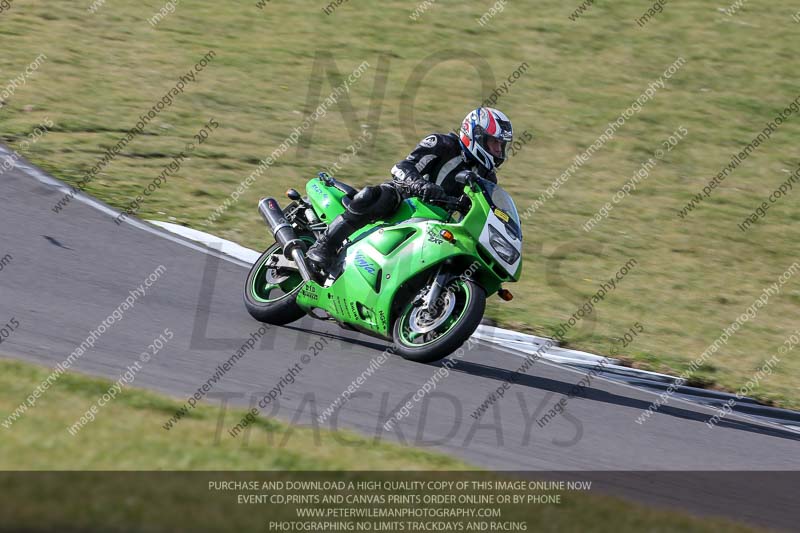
244 171 522 363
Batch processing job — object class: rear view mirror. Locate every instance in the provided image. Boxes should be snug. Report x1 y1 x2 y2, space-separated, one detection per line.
455 170 475 185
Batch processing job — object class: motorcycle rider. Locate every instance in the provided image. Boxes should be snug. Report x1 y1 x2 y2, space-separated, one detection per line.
305 107 514 271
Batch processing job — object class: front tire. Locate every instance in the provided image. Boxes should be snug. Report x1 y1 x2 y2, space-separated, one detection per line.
244 239 311 325
392 278 486 364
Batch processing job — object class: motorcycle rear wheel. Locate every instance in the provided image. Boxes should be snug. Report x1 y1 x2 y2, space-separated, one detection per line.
243 238 312 325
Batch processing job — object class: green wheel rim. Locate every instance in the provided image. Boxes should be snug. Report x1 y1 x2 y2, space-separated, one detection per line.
398 280 472 347
249 240 310 304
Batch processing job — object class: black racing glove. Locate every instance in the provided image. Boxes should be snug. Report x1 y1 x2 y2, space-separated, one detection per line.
416 182 446 202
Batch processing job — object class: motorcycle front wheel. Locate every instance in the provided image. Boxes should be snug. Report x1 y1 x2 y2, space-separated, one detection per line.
392 278 486 364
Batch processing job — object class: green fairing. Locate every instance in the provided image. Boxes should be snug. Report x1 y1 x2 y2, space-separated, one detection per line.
305 179 347 222
293 176 521 338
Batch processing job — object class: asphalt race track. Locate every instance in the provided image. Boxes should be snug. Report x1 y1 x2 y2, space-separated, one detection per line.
1 157 798 529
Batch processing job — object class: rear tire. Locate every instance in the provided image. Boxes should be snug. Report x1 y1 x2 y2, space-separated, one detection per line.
392 279 485 364
243 239 311 325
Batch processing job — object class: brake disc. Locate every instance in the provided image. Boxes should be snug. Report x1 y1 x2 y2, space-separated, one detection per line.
408 291 457 334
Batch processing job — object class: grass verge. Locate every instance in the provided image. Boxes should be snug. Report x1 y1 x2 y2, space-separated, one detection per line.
0 358 763 532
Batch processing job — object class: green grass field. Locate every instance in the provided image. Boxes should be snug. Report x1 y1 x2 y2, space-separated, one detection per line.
1 0 798 408
0 358 464 470
0 358 764 532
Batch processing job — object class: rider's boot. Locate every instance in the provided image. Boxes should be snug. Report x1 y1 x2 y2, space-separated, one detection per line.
306 215 358 272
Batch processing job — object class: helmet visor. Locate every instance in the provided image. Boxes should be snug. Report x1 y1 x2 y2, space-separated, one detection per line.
482 135 509 166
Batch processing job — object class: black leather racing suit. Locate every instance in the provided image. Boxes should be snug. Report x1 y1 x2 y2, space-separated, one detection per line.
306 132 496 269
342 132 496 226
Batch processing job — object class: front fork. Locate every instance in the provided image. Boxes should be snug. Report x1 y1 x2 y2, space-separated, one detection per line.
418 265 452 314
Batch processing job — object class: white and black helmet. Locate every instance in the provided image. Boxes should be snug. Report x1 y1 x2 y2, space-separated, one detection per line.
459 107 513 171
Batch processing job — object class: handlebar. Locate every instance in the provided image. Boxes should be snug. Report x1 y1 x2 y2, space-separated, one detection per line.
431 195 470 211
395 180 471 211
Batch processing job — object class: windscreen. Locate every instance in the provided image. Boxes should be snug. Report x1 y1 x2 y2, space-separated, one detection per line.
478 178 523 239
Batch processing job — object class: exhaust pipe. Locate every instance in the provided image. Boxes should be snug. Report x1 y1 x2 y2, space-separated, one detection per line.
258 198 314 282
